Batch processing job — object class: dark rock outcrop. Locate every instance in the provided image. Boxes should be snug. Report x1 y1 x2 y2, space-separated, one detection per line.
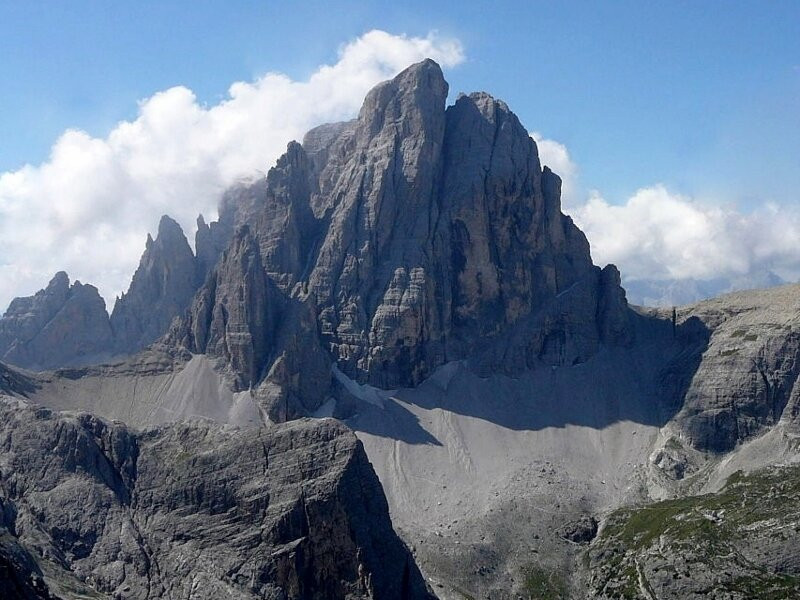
0 398 431 599
0 361 36 397
168 225 331 420
0 272 113 370
169 225 280 389
0 533 60 600
559 515 598 544
110 215 201 354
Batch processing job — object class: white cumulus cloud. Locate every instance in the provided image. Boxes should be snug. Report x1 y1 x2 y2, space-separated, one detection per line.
531 132 579 208
0 30 464 311
528 133 800 300
572 187 800 287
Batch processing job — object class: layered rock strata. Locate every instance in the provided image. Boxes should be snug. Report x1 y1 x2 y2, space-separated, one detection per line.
167 59 631 417
0 398 430 599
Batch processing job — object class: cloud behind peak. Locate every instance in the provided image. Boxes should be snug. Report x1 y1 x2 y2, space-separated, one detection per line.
0 30 464 311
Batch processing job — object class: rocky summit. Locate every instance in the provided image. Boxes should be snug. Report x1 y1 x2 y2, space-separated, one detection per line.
0 272 113 371
110 215 204 356
1 59 800 599
166 59 630 419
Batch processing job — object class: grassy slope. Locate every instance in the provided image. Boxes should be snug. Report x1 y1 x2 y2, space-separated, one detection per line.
588 465 800 599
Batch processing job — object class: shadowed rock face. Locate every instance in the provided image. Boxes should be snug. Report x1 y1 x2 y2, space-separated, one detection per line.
0 535 58 600
170 225 276 389
194 177 268 281
0 398 431 599
168 59 632 410
0 362 36 397
0 272 113 370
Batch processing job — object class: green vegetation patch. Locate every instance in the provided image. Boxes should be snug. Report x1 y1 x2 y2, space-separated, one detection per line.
603 466 800 547
589 465 800 599
728 329 757 341
721 573 800 597
521 564 568 599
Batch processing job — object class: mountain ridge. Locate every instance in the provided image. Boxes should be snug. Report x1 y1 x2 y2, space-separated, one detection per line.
1 59 799 599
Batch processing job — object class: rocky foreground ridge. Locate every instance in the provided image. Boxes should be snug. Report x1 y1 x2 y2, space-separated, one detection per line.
588 463 800 598
0 397 430 599
1 60 800 599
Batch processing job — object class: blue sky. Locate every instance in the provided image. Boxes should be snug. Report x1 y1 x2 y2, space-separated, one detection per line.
1 1 799 309
1 1 797 205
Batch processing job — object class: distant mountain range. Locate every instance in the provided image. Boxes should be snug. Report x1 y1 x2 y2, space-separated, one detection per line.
624 270 788 307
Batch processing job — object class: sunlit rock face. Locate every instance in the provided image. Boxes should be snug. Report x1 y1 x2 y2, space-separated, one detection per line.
169 59 630 417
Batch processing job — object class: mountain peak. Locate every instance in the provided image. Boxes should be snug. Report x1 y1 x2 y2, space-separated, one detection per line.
357 58 448 139
48 271 70 289
397 57 445 85
156 214 186 244
0 271 112 370
110 215 199 354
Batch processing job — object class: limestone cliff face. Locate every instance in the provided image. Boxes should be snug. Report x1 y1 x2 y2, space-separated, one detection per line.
170 59 632 404
657 285 800 453
168 224 331 421
304 59 452 387
305 62 630 387
169 225 280 389
0 272 113 370
110 215 201 354
0 398 432 599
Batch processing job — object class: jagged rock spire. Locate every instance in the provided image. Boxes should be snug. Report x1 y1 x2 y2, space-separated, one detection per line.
110 215 200 354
